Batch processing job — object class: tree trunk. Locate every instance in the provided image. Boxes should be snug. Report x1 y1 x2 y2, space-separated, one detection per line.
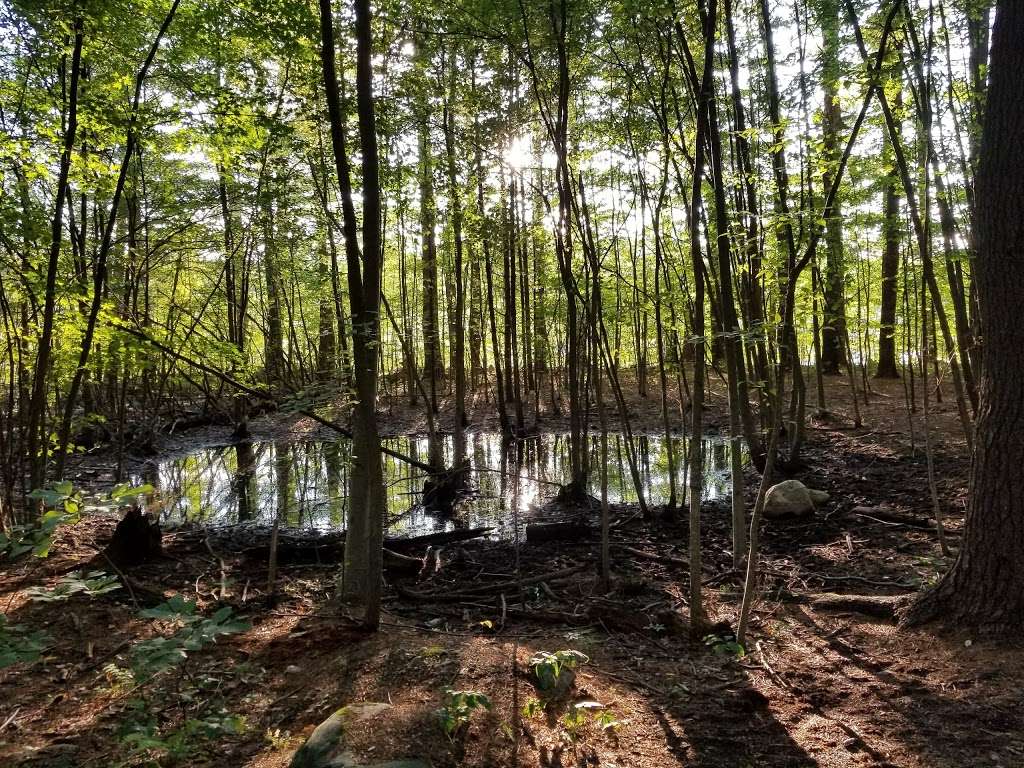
904 1 1024 631
25 17 83 497
416 32 443 411
262 184 285 387
876 140 901 379
319 0 386 629
819 0 847 375
443 49 467 471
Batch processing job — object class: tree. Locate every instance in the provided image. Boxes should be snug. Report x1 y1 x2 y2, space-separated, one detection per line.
318 0 386 629
904 0 1024 631
875 125 901 380
818 0 848 375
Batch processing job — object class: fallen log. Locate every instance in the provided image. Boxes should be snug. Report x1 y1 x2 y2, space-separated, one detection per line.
169 524 492 562
385 526 492 550
526 521 590 543
383 548 424 573
809 592 904 619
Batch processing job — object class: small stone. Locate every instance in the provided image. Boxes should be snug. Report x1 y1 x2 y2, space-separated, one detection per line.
285 664 302 674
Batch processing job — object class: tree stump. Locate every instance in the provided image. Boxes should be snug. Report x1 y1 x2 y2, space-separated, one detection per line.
102 506 162 568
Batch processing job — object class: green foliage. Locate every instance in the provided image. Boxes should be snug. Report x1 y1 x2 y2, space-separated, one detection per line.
561 701 620 740
110 483 155 504
0 614 51 669
529 649 589 691
437 689 492 737
0 482 84 560
704 632 746 659
131 596 250 678
26 570 122 602
561 706 588 737
103 662 137 694
521 697 544 719
118 697 248 764
592 708 623 732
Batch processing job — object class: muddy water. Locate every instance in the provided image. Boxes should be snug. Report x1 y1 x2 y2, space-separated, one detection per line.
134 433 744 539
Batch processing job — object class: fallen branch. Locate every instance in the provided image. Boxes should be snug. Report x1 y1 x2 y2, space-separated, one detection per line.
809 592 904 619
109 320 435 472
612 544 688 567
395 563 589 602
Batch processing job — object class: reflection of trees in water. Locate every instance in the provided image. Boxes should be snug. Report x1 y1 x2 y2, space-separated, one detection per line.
139 433 745 535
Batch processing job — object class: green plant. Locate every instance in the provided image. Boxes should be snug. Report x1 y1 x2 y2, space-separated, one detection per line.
529 649 589 691
264 727 294 750
521 697 544 719
0 614 51 668
561 707 588 738
704 632 745 658
592 708 623 733
1 482 83 560
26 570 121 602
561 702 618 741
131 596 250 678
437 689 491 737
119 699 247 763
0 480 153 563
103 663 136 694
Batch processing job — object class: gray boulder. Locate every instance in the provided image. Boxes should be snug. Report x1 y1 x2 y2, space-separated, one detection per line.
763 480 830 519
290 702 428 768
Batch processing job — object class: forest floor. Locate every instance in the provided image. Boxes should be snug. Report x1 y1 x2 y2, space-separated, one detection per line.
2 372 1024 767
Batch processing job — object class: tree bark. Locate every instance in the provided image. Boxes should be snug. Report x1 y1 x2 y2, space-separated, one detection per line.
319 0 386 629
819 0 847 375
903 0 1024 631
876 139 901 379
25 16 83 496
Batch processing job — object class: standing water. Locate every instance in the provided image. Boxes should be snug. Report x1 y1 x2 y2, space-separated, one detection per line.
134 433 744 539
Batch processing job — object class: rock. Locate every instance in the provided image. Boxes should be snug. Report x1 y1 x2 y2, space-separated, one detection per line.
763 480 830 519
807 488 830 505
290 703 429 768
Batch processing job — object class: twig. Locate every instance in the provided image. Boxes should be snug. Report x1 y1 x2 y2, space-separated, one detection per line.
0 707 21 733
100 551 138 609
204 536 228 599
395 563 588 602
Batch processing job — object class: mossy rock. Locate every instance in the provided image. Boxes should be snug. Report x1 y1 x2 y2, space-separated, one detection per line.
290 703 429 768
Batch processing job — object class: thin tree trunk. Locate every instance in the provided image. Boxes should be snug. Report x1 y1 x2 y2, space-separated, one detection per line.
26 16 83 496
319 0 386 629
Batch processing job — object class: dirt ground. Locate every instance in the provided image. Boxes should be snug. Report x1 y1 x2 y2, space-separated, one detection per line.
2 372 1023 767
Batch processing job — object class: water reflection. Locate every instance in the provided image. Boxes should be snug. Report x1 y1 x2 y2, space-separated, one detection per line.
135 433 744 539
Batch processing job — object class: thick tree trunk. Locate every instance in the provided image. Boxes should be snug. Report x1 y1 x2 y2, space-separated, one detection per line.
904 1 1024 631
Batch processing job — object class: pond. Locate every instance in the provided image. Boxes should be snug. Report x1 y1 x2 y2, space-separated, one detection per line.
133 432 745 540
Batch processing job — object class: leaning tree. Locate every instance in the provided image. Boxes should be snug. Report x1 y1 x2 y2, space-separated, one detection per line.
904 0 1024 631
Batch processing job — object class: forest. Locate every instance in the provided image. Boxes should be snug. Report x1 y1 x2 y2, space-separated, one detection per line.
1 0 1022 764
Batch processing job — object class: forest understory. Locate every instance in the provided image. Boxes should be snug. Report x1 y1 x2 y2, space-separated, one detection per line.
2 373 1021 768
